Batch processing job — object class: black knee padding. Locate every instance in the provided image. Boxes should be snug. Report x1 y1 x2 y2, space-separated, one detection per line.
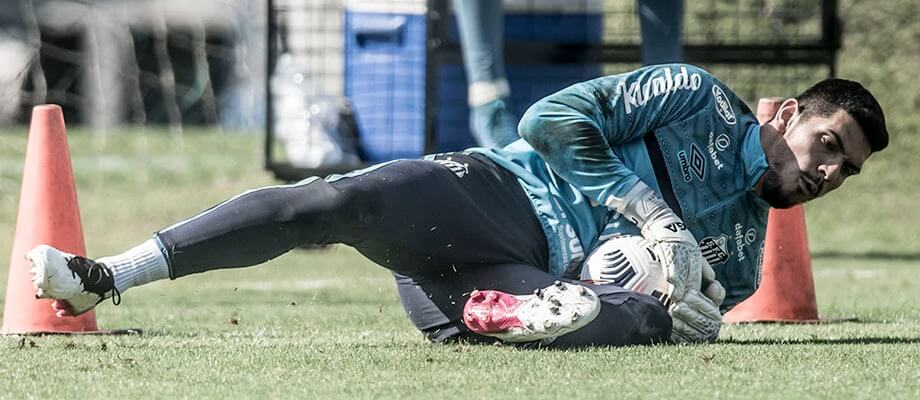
624 293 672 344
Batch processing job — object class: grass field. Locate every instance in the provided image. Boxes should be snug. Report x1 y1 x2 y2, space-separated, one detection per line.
1 131 918 399
2 1 920 399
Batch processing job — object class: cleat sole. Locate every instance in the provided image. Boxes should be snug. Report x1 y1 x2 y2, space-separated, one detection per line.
462 281 600 343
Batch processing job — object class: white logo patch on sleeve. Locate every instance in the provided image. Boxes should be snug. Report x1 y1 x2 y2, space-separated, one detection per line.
712 85 737 125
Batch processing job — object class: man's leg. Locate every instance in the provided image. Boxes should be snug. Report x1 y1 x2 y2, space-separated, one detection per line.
395 263 672 347
30 153 549 315
157 152 546 279
638 0 685 65
451 0 518 147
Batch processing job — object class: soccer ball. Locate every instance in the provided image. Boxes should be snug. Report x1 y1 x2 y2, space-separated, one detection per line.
579 235 672 306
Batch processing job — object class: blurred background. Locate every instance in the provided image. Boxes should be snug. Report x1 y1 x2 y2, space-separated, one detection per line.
0 1 914 166
0 0 917 257
0 1 912 153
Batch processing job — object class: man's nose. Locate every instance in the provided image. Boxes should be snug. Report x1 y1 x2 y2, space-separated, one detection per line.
818 163 843 186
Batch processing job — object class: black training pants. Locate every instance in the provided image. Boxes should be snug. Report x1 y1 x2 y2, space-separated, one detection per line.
156 152 670 346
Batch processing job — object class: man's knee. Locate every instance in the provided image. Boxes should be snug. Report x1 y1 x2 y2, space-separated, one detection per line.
585 284 672 345
620 292 672 345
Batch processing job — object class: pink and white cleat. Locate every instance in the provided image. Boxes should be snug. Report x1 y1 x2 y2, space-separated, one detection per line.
462 281 600 343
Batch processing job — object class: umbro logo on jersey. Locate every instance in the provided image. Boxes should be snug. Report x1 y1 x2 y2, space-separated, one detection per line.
690 144 705 180
678 144 706 182
434 159 469 178
712 85 737 125
699 235 730 266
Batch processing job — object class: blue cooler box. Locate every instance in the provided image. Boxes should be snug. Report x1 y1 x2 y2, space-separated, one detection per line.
345 0 602 161
344 1 427 162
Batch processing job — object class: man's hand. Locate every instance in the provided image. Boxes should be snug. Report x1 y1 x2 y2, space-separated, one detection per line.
644 217 702 302
700 259 726 307
670 261 724 344
669 288 722 343
611 182 703 302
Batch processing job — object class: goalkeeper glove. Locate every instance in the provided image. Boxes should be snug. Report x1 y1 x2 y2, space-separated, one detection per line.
669 288 722 344
609 182 702 302
669 260 725 344
700 259 726 307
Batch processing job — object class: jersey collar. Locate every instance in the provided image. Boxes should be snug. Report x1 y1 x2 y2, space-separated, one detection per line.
741 123 768 195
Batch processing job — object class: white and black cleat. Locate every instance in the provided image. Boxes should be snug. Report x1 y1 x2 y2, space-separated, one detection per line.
462 281 601 343
27 244 120 317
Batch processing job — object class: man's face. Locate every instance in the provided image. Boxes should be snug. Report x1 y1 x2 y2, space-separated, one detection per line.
760 108 871 208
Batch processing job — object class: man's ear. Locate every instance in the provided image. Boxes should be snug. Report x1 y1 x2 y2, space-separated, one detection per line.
769 98 800 134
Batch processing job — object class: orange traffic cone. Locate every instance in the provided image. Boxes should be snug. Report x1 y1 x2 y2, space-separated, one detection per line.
722 97 842 323
1 105 136 335
754 97 786 124
723 205 821 322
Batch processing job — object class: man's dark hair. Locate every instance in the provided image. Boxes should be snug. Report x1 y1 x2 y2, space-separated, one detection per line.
796 78 889 153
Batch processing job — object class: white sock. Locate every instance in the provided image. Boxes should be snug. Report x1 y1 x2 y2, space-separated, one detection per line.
468 79 511 108
98 238 170 295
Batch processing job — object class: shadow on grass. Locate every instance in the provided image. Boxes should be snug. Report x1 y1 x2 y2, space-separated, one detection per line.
720 336 920 345
812 251 920 261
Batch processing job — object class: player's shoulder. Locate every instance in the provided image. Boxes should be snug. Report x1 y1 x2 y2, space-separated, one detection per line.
658 63 755 126
633 64 757 138
586 64 755 125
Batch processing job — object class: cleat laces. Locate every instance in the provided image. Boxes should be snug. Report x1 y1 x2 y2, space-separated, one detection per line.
66 256 121 306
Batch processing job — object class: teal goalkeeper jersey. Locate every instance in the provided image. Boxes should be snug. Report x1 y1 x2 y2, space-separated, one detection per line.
469 64 771 309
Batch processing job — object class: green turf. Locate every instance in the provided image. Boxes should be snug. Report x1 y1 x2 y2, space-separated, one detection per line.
2 1 920 398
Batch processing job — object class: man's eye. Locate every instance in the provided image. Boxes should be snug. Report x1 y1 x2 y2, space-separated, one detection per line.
822 135 836 150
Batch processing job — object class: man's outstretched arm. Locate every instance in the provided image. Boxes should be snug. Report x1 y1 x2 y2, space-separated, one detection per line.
517 64 710 208
518 64 713 304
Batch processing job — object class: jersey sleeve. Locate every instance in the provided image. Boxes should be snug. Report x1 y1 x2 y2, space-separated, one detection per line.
517 63 716 208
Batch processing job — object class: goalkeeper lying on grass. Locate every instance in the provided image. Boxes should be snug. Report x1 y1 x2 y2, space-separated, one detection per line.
27 64 888 347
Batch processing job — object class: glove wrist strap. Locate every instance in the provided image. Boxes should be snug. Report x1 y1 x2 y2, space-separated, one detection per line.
610 182 673 230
